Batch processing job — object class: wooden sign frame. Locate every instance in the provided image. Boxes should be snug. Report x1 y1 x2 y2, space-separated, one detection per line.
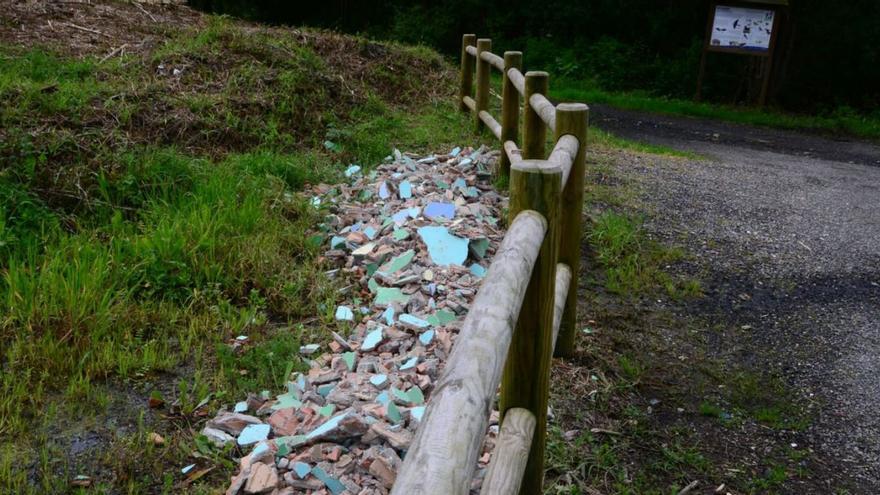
695 0 786 106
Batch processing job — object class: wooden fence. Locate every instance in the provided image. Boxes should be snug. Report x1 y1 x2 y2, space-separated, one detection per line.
390 34 589 495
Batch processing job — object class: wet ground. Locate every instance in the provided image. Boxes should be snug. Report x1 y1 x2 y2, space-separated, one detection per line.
592 104 880 492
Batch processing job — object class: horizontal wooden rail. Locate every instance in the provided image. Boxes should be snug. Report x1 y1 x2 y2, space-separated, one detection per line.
529 92 556 133
507 67 525 95
422 33 590 494
547 134 579 188
479 408 537 495
480 50 505 71
479 110 502 140
503 140 523 168
551 263 572 351
462 95 476 112
391 210 548 495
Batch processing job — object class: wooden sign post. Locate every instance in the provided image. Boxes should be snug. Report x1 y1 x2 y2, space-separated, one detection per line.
695 0 788 107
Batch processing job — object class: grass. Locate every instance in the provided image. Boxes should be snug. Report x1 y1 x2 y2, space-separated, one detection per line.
587 211 700 299
590 128 701 159
552 79 880 140
0 14 483 494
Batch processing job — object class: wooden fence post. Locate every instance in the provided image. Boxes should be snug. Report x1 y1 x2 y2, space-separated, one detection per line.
553 103 588 357
459 34 476 112
499 51 523 179
474 38 492 132
502 159 561 495
522 71 549 159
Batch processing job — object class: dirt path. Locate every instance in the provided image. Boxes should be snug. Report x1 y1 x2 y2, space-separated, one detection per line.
592 105 880 492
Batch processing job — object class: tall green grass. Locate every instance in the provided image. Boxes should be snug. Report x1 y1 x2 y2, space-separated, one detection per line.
0 148 339 436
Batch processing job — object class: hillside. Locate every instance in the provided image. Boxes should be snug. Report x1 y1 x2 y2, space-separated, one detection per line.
0 2 481 492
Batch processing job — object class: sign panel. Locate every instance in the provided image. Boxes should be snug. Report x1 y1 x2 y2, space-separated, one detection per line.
710 5 775 52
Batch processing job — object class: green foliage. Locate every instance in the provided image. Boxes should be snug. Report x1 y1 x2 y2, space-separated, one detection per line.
0 22 481 491
192 0 880 119
587 211 702 299
217 329 303 393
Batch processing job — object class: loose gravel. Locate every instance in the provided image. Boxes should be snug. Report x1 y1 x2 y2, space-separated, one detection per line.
601 108 880 492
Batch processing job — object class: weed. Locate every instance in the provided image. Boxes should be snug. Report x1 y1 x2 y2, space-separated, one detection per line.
587 211 695 298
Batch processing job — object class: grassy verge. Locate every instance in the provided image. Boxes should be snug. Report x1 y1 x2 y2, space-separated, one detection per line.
0 15 483 493
552 80 880 140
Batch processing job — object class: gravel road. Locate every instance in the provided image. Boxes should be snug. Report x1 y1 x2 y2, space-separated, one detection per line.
593 104 880 492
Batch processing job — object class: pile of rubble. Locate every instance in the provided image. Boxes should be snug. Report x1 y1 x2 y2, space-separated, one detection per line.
209 146 507 494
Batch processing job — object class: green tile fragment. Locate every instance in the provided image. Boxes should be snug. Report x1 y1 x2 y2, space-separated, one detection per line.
426 309 457 327
469 237 490 259
408 386 425 405
379 249 415 274
386 401 402 423
342 351 356 371
374 287 410 306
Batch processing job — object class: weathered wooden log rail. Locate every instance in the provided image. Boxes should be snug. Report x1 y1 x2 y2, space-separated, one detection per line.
391 34 589 495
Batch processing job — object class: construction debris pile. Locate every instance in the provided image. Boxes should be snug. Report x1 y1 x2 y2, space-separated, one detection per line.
213 146 508 494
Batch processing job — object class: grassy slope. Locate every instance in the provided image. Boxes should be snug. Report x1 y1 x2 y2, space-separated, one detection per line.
553 81 880 140
0 13 484 493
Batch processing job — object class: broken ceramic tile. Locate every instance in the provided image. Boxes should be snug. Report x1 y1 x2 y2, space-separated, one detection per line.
334 305 354 321
370 374 389 389
426 309 457 327
400 356 419 370
417 226 468 266
378 181 391 199
342 351 356 371
300 343 321 355
399 180 412 199
293 461 311 479
382 306 395 325
408 387 425 405
233 401 248 413
410 406 426 422
469 237 490 259
374 287 410 306
271 391 302 411
378 249 415 275
237 424 270 446
419 330 435 346
313 466 346 495
398 313 429 329
317 383 335 398
469 263 487 278
344 164 361 177
361 328 384 351
386 401 402 424
352 242 376 258
329 235 346 249
392 228 409 241
424 201 455 220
